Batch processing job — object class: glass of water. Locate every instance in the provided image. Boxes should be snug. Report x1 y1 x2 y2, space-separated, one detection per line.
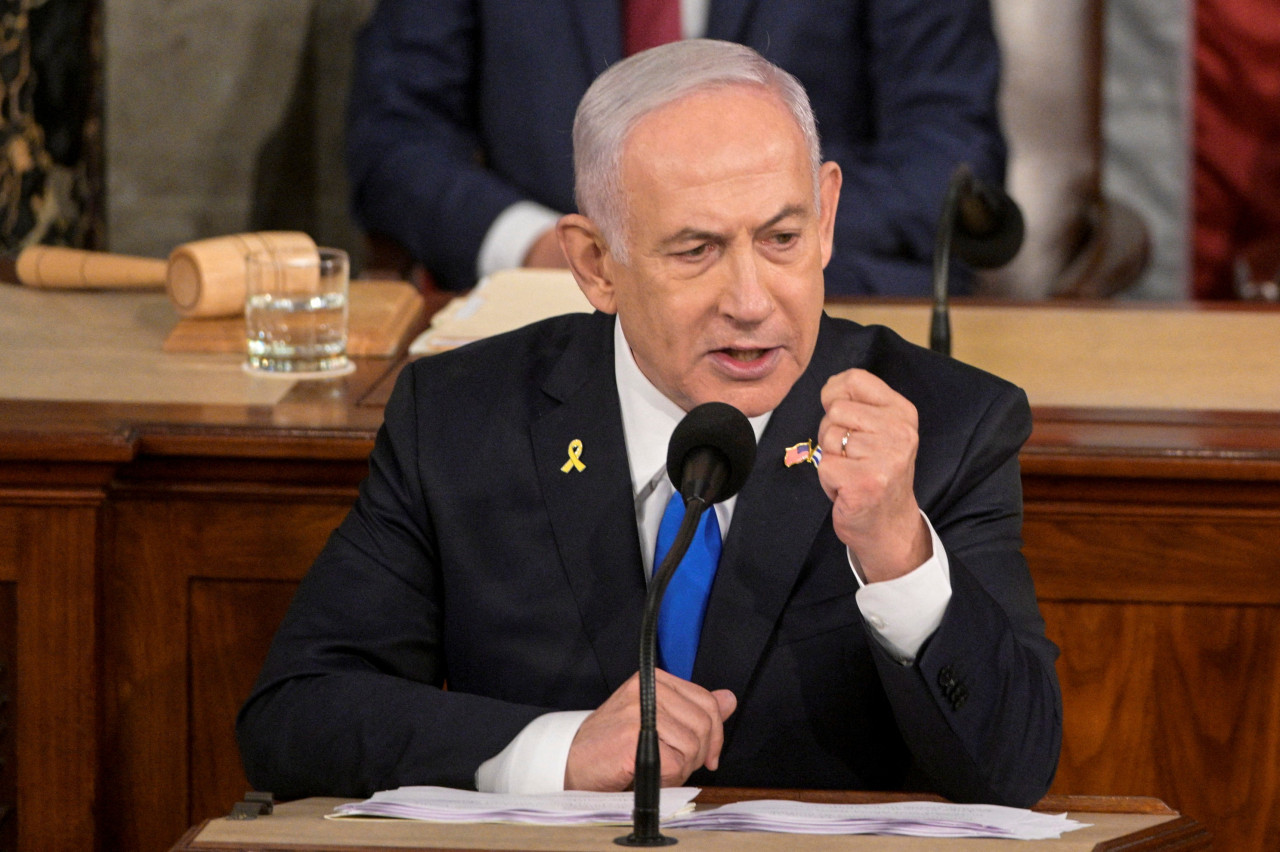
244 246 352 376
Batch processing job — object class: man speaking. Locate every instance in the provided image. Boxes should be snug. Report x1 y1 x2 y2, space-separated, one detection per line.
238 39 1061 807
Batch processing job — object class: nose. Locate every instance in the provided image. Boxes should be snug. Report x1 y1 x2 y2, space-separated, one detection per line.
720 246 774 324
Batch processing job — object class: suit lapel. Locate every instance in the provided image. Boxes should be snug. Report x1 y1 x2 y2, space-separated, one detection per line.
693 316 867 698
530 314 645 693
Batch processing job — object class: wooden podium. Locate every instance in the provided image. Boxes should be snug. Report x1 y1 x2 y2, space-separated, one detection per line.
169 791 1208 852
1 281 1277 850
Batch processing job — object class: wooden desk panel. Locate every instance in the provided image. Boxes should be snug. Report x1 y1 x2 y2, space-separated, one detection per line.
0 284 399 851
1017 410 1280 850
1 297 1277 850
99 468 363 851
0 487 104 852
0 583 15 852
188 579 297 826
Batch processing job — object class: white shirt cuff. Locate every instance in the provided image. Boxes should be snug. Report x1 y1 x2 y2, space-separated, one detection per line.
849 512 952 664
474 710 592 793
476 201 563 279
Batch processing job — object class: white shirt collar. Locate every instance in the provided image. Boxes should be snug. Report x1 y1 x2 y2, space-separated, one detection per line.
613 319 770 499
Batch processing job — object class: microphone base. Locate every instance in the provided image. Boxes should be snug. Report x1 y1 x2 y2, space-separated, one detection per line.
615 832 678 846
616 800 678 846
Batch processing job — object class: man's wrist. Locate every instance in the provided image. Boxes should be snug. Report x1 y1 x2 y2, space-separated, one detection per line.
850 511 952 662
477 201 563 279
474 710 592 794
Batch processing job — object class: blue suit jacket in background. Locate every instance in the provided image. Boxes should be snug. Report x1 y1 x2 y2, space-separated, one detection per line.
346 0 1006 294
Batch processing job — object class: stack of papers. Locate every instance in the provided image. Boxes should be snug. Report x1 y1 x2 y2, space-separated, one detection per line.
330 786 698 825
330 786 1089 840
409 269 590 355
664 799 1089 840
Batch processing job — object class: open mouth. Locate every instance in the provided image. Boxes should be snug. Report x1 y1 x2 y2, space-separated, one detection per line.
711 347 779 376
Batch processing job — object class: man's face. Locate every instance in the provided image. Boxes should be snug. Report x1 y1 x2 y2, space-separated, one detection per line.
590 85 840 417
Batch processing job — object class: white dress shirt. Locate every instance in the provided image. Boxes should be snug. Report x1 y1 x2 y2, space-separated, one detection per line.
476 320 951 792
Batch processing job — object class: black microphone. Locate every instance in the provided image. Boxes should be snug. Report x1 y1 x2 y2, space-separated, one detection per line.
664 402 757 506
618 401 756 848
930 164 1025 356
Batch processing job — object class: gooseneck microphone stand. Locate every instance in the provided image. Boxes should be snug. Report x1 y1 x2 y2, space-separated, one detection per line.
616 493 714 847
616 401 755 847
930 167 967 357
931 163 1026 356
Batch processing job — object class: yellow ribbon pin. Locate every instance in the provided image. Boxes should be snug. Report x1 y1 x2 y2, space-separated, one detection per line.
560 438 586 473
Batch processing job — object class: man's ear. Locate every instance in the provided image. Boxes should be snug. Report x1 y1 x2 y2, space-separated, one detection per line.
558 214 618 314
817 161 842 269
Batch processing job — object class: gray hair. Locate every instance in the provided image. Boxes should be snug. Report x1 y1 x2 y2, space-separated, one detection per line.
572 39 822 262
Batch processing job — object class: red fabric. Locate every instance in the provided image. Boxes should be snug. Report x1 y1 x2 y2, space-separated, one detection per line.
1193 0 1280 299
624 0 681 56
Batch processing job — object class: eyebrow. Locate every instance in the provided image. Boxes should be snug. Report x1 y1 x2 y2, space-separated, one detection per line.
757 204 810 233
657 204 810 250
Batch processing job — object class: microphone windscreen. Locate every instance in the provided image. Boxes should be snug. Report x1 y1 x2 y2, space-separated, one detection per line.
951 182 1025 269
666 401 757 504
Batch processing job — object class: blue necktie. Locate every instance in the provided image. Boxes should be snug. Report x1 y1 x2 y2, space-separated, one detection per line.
655 490 722 680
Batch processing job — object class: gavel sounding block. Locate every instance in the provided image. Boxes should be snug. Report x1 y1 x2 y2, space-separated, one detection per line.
163 280 426 358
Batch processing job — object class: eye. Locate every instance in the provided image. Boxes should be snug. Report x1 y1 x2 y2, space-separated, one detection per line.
677 243 711 259
770 232 799 247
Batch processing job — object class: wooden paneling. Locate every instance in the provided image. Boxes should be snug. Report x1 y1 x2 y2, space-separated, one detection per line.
102 489 353 852
1044 602 1280 850
101 495 196 851
188 580 297 825
0 582 15 852
0 512 16 582
2 502 101 852
1024 507 1280 604
1021 463 1280 850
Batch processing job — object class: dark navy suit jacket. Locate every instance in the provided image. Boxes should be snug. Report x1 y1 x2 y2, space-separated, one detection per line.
238 312 1061 806
345 0 1006 294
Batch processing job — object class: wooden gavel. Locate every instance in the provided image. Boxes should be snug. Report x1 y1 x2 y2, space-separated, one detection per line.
14 231 317 318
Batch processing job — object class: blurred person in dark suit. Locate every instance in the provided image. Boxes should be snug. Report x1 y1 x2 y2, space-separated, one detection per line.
345 0 1006 296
